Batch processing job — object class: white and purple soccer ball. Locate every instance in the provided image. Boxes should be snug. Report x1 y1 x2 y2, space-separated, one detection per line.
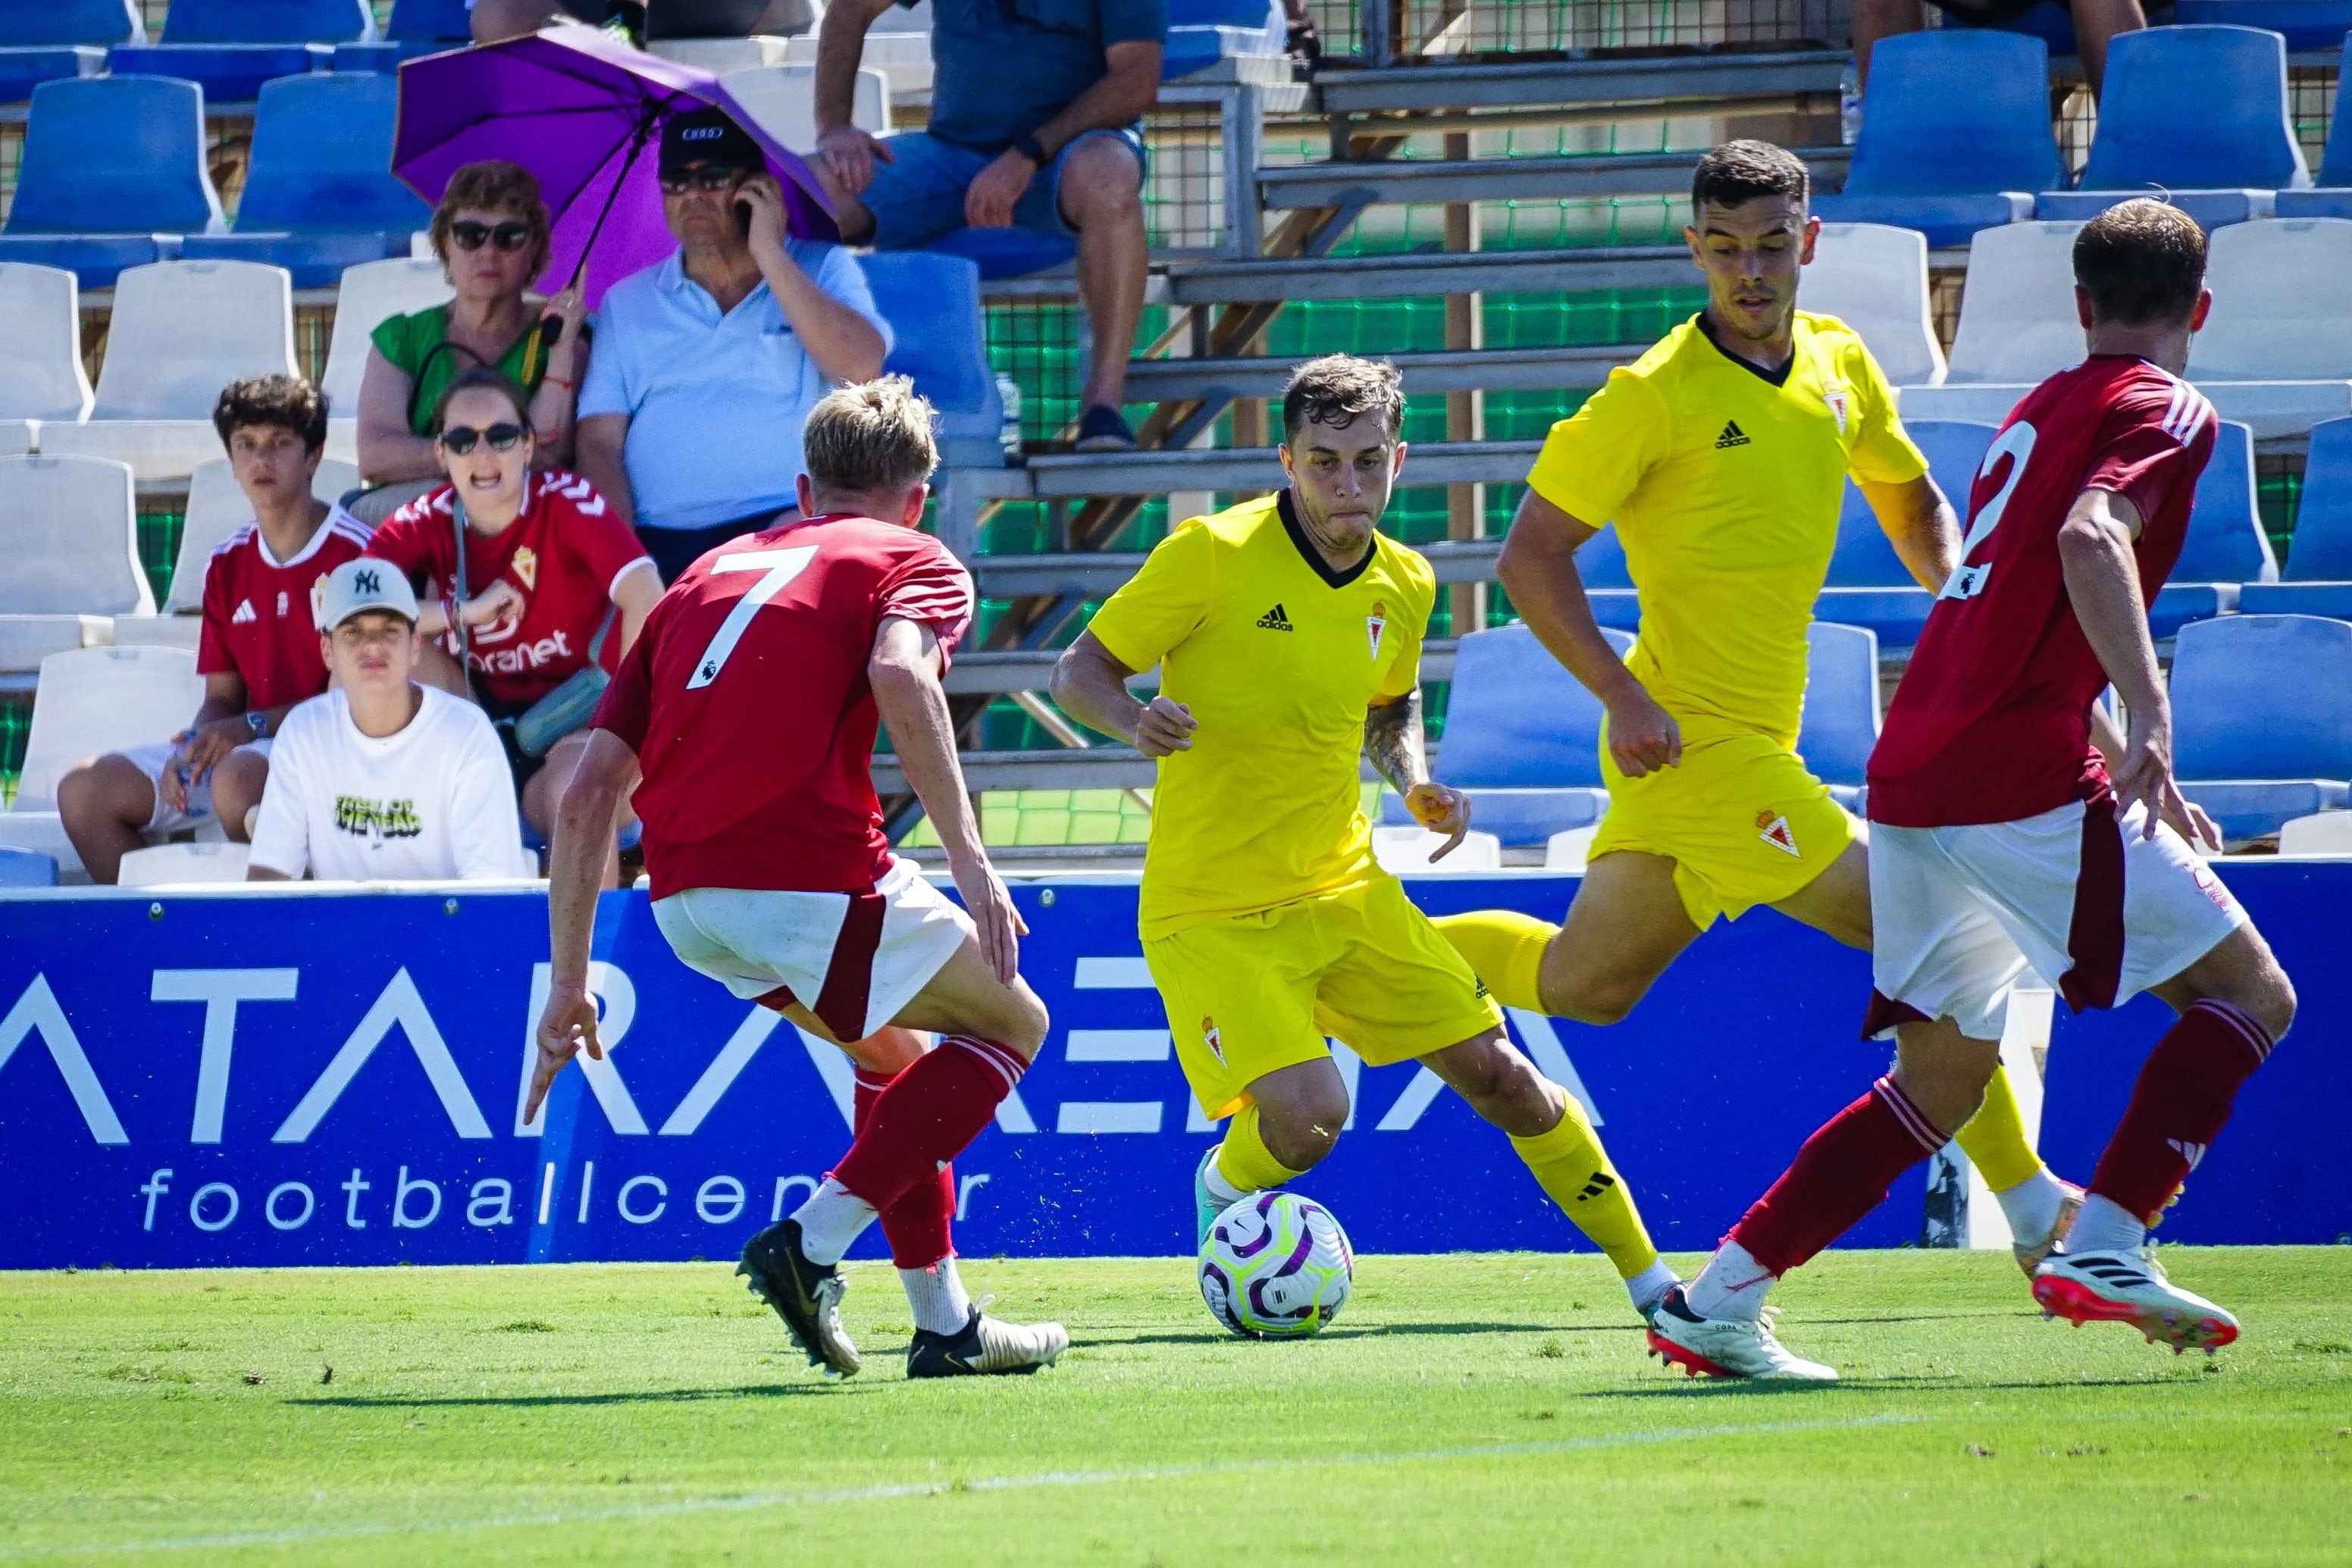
1198 1190 1354 1338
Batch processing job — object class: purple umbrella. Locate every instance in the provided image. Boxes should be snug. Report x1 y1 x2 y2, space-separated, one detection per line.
392 23 837 309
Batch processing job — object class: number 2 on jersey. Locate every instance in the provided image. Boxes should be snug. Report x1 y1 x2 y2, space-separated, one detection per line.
1940 420 2037 601
686 545 819 690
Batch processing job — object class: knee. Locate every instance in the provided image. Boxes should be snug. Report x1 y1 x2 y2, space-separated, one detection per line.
1258 1086 1348 1170
2241 971 2297 1048
1544 978 1637 1028
57 756 138 829
1060 142 1143 222
211 750 269 825
992 986 1051 1061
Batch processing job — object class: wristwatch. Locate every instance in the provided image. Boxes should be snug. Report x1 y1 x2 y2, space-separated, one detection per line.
1012 132 1048 167
245 711 268 740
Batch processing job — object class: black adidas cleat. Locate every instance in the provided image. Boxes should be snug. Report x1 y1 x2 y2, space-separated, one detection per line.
907 1309 1069 1379
738 1220 861 1377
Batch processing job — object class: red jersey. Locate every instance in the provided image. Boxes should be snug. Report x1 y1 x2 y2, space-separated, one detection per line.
1869 357 2216 827
592 514 976 897
196 506 374 712
368 471 653 708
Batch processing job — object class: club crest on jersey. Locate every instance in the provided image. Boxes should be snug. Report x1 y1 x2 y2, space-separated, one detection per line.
1367 599 1387 659
1823 387 1850 436
512 544 538 592
1756 809 1800 857
1201 1016 1224 1066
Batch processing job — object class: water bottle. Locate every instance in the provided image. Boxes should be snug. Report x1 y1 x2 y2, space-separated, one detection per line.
996 374 1023 465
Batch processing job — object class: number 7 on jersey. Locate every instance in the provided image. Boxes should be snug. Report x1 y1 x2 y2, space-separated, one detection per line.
686 545 819 689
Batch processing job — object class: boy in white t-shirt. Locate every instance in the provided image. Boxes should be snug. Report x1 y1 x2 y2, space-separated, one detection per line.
248 559 530 883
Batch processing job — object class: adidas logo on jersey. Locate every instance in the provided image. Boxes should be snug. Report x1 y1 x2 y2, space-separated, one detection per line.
230 599 258 624
1255 603 1293 631
1715 420 1751 449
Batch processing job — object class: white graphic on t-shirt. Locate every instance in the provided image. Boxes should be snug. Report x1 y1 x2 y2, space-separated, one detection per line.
231 599 258 624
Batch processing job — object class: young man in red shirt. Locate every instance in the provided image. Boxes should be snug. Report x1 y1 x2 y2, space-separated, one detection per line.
58 375 372 883
526 377 1066 1379
1649 199 2297 1381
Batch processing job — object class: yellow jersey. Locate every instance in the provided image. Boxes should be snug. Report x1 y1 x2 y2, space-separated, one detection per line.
1087 492 1435 940
1525 310 1927 746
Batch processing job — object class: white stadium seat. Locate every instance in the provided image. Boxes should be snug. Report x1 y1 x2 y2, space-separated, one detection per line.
1805 223 1946 389
0 262 96 428
1899 220 2084 426
0 455 147 673
37 261 299 483
2185 218 2352 440
320 257 453 465
117 841 251 886
0 645 205 877
2278 811 2352 856
110 453 361 650
783 29 932 99
724 62 891 154
1370 825 1503 873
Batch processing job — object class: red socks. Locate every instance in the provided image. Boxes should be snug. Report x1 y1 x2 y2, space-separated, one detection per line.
831 1035 1023 1225
853 1065 959 1270
1727 1076 1948 1277
2088 999 2274 1225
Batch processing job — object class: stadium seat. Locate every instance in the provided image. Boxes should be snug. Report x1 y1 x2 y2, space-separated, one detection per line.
783 27 932 100
38 261 299 483
2174 2 2352 49
2239 415 2352 616
0 76 221 289
117 841 252 884
0 264 96 440
1567 523 1642 631
722 62 890 154
146 455 361 621
0 0 134 101
857 252 1007 469
0 847 59 886
2277 808 2352 853
2170 613 2352 840
2177 419 2278 584
1811 31 2058 249
2178 219 2352 439
1379 621 1635 845
1796 621 1881 804
2274 33 2352 218
0 644 204 876
1162 0 1284 79
1369 825 1503 874
320 257 455 462
1803 224 1946 389
2034 26 2308 232
919 227 1078 280
1818 421 1998 646
330 0 472 67
1896 220 2084 427
111 0 373 102
0 454 146 672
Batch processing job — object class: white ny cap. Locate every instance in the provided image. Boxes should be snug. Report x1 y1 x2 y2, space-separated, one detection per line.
312 556 420 631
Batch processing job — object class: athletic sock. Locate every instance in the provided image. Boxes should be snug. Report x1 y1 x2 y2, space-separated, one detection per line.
854 1066 960 1272
1509 1090 1662 1284
2064 1193 2146 1257
2087 999 2275 1225
1432 910 1555 1013
1623 1258 1680 1316
831 1034 1026 1216
899 1256 975 1336
1214 1101 1304 1194
1953 1063 2047 1193
1201 1152 1251 1208
1725 1075 1948 1279
1683 1238 1775 1322
790 1177 877 1267
1990 1165 2069 1244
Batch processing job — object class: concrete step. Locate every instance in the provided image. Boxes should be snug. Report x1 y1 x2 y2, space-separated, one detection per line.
1023 440 1542 496
1163 245 1689 303
1310 49 1850 117
1124 343 1638 404
1258 146 1847 209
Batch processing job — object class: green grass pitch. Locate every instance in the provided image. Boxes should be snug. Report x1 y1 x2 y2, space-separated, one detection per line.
2 1247 2347 1565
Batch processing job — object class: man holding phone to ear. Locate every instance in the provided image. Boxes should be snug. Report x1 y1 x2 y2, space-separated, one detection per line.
577 108 893 583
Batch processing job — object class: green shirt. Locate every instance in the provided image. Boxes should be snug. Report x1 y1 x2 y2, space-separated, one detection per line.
370 305 548 436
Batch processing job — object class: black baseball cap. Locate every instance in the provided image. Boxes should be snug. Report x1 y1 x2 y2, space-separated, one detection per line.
659 107 763 179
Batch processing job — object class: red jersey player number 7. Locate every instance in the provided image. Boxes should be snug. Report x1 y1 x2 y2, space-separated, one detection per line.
526 380 1069 1382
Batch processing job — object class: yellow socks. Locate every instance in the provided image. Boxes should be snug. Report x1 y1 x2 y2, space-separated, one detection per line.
1433 910 1558 1013
1509 1091 1661 1282
1214 1101 1305 1194
1953 1063 2047 1193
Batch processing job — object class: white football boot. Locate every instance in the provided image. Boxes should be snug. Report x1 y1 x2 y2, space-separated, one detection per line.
1645 1287 1837 1382
2012 1179 2085 1278
2032 1247 2240 1354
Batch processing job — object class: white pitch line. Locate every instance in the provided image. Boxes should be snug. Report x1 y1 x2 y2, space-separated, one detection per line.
2 1413 1921 1558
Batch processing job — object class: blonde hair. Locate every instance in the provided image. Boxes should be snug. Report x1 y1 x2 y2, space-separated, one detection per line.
431 160 553 279
803 377 940 497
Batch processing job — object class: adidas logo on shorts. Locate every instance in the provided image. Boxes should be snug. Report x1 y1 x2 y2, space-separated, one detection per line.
1715 420 1751 449
1255 602 1294 631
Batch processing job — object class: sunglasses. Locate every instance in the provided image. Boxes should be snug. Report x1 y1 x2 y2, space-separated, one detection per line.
448 219 536 253
659 167 741 196
437 423 525 455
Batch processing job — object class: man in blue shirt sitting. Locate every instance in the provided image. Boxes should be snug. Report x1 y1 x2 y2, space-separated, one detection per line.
810 0 1165 452
576 108 893 582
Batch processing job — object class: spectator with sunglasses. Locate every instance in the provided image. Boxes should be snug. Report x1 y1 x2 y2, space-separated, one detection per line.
576 108 891 583
355 161 587 522
368 368 660 873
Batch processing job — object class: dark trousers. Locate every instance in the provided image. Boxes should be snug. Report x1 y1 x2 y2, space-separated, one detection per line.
637 509 792 584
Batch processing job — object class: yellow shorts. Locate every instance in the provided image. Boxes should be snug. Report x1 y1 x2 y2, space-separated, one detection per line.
1144 873 1506 1119
1592 712 1859 931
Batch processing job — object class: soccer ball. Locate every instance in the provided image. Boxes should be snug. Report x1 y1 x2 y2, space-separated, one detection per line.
1198 1191 1354 1338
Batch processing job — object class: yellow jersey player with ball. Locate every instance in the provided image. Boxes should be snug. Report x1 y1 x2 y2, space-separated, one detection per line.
1052 355 1679 1323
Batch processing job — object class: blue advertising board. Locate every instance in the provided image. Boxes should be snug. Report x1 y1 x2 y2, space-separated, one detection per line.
1 863 2344 1269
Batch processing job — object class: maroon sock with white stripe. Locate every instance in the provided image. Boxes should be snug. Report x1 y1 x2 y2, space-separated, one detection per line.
2086 1000 2275 1228
853 1066 959 1270
829 1035 1024 1217
1724 1075 1950 1279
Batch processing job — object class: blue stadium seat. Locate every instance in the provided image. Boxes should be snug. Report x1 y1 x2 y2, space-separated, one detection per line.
1812 33 2058 249
2175 1 2352 49
1815 421 1997 646
111 0 371 102
0 0 133 102
177 74 424 286
389 0 474 39
2172 613 2352 840
2239 415 2352 615
0 76 220 287
919 227 1077 282
1570 521 1643 631
0 847 58 886
2273 33 2352 218
2177 418 2278 583
856 252 1007 469
1378 621 1633 845
2035 27 2309 232
1796 621 1881 801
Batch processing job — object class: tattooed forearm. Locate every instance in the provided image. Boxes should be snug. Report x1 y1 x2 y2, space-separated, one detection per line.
1363 690 1427 796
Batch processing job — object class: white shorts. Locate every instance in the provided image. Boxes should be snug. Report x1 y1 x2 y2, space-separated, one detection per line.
651 856 975 1042
1868 797 2249 1042
120 738 273 834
